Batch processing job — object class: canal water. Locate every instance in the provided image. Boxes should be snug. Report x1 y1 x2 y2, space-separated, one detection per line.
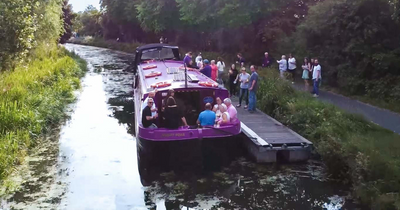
2 44 363 210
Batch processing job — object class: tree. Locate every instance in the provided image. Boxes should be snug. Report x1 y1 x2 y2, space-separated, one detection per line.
294 0 400 100
76 5 103 36
60 0 76 43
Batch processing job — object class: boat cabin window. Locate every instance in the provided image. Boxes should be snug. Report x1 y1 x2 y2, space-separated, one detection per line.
141 48 178 62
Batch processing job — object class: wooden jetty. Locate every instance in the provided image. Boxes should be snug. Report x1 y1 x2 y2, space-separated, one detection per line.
231 97 313 163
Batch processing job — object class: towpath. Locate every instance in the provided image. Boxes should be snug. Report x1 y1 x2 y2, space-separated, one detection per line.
292 81 400 134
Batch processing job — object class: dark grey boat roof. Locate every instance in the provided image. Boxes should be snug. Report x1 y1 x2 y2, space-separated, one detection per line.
136 43 179 52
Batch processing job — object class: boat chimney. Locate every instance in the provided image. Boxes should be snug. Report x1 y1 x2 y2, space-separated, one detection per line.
183 62 188 88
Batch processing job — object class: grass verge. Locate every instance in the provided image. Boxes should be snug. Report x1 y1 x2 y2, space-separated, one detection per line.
0 44 87 186
257 68 400 209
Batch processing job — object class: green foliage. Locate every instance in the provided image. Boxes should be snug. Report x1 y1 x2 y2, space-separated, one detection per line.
135 0 180 32
288 0 400 102
257 68 400 209
0 0 64 71
0 0 39 70
0 45 86 181
75 5 102 37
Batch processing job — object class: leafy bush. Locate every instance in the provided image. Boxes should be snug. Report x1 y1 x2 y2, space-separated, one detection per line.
0 45 86 181
257 67 400 209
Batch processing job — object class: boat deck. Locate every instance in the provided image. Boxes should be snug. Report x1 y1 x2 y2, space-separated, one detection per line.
230 97 313 163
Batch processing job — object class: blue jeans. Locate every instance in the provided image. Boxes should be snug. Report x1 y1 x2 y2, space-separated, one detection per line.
239 88 249 106
248 90 256 111
313 79 319 95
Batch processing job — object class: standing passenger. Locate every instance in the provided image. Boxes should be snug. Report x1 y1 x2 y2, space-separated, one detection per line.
164 97 188 129
248 65 259 113
228 64 239 97
200 59 212 78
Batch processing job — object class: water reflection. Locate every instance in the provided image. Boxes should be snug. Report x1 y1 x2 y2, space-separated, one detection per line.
61 44 362 210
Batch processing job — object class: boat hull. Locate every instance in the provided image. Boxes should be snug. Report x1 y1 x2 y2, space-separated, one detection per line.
136 134 244 186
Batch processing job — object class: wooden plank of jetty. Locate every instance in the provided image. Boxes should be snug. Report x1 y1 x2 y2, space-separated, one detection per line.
230 97 313 163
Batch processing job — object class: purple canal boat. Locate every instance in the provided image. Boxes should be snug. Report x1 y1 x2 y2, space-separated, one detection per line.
133 43 241 142
132 44 241 181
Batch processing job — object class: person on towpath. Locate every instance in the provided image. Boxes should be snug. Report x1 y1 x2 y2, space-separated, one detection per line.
235 67 250 109
248 65 259 113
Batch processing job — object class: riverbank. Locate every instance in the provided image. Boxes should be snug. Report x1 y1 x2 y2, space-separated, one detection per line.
0 45 87 194
257 68 400 209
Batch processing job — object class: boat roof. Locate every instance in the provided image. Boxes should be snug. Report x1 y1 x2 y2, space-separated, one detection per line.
136 43 179 52
138 60 222 95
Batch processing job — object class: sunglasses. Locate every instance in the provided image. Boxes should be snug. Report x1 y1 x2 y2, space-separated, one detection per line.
149 102 154 104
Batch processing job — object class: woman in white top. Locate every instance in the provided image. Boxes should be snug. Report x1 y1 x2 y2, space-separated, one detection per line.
217 103 230 125
217 57 225 85
213 97 223 117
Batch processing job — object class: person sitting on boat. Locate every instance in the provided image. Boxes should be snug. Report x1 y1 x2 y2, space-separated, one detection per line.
162 89 175 112
142 98 158 129
200 59 212 78
224 98 238 124
183 52 198 69
142 90 157 116
212 97 223 118
216 103 230 125
164 97 188 129
197 103 216 127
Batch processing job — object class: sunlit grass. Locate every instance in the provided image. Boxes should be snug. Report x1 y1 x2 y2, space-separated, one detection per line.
0 44 86 182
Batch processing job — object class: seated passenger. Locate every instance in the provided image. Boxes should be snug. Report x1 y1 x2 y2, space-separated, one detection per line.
217 103 230 125
143 90 157 116
164 97 188 129
197 103 216 127
224 98 238 123
142 98 158 129
212 97 223 118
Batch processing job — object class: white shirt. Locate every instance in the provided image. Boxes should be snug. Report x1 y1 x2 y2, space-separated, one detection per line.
288 57 296 70
278 59 287 71
217 61 225 72
313 64 321 80
219 111 230 122
195 56 202 64
143 97 156 116
213 104 221 116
